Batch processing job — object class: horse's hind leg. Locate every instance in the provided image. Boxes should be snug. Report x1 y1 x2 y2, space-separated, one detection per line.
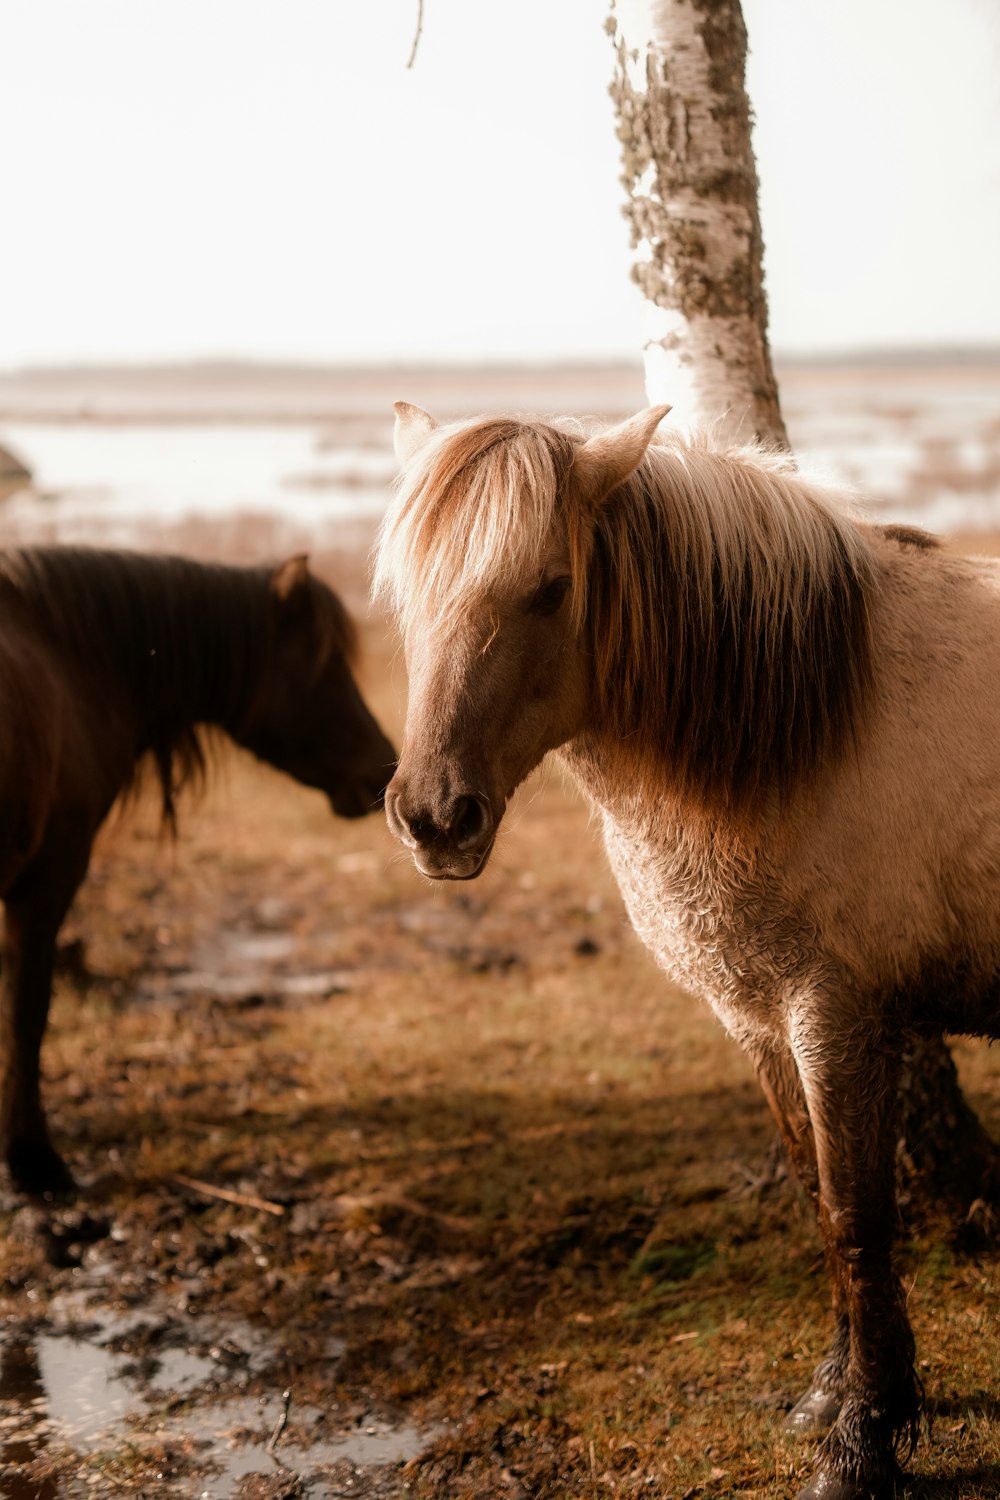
751 1040 848 1433
1 827 92 1194
790 1018 920 1500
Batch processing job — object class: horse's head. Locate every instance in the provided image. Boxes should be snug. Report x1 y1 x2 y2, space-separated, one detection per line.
376 402 670 878
243 556 396 818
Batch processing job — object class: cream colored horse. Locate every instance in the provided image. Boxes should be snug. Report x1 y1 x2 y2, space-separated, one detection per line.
376 401 1000 1500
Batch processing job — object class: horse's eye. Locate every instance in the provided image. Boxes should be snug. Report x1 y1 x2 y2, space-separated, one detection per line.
528 575 571 617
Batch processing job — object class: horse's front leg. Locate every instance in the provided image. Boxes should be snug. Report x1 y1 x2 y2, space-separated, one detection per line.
749 1039 848 1434
1 829 93 1194
0 902 74 1193
789 1016 920 1500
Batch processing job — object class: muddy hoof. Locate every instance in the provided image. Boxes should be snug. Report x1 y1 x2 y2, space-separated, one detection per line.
6 1138 77 1197
785 1385 843 1433
795 1469 880 1500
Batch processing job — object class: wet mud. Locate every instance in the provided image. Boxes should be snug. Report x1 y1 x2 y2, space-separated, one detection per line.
1 1276 442 1497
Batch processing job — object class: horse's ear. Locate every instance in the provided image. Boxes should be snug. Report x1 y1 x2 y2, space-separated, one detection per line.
571 405 672 503
393 401 438 466
271 554 311 603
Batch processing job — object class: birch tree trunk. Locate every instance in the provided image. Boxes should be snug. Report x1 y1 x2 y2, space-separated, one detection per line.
608 0 1000 1233
609 0 785 446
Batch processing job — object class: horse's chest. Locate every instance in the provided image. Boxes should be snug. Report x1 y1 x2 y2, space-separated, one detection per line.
600 814 789 1041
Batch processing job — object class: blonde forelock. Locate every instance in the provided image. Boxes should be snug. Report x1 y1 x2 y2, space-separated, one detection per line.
374 417 583 634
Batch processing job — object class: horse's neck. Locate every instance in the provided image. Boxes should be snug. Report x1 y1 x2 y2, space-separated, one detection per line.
110 559 269 735
558 734 790 1031
559 735 687 838
558 732 764 878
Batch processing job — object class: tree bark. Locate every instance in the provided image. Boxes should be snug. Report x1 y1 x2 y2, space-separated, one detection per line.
609 0 785 446
608 0 1000 1231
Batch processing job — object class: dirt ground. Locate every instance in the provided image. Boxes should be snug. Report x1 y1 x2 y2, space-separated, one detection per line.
1 500 1000 1497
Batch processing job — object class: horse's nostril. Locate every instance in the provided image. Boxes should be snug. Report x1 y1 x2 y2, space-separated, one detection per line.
385 789 436 848
386 786 491 856
451 794 490 851
409 814 439 846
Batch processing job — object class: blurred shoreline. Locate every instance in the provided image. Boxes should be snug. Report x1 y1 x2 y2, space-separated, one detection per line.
0 360 649 423
1 356 999 579
2 350 999 421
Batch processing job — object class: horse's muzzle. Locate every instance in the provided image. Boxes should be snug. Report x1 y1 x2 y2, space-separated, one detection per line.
329 753 396 819
384 784 495 879
329 779 388 819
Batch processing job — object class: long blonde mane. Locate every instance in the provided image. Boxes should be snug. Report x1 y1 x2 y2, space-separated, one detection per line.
376 417 878 810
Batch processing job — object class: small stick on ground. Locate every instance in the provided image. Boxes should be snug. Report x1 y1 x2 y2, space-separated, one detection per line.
267 1387 292 1454
171 1172 286 1217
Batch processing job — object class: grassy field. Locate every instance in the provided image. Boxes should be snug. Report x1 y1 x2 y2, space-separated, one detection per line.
1 571 999 1499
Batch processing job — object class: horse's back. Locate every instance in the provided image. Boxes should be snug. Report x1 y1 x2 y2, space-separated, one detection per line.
784 539 1000 1029
589 539 1000 1041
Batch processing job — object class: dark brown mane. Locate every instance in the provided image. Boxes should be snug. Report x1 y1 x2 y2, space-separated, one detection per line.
0 547 354 825
303 569 358 668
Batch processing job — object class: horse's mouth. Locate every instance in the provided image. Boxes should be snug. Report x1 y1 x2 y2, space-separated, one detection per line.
412 841 494 881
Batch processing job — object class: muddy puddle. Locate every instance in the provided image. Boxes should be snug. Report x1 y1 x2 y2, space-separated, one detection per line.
132 920 358 1009
0 1284 442 1497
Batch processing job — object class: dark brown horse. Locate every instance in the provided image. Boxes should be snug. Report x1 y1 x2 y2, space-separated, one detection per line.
0 546 395 1196
378 401 1000 1499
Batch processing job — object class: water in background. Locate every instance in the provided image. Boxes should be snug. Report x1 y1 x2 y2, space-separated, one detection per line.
0 421 395 563
1 361 999 557
781 363 1000 535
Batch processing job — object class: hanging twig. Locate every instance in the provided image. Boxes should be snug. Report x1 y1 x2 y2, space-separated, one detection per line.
406 0 424 68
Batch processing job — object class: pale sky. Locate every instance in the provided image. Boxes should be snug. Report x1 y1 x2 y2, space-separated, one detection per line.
2 0 998 368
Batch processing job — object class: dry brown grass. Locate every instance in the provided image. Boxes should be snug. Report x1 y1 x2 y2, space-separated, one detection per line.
0 566 999 1498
